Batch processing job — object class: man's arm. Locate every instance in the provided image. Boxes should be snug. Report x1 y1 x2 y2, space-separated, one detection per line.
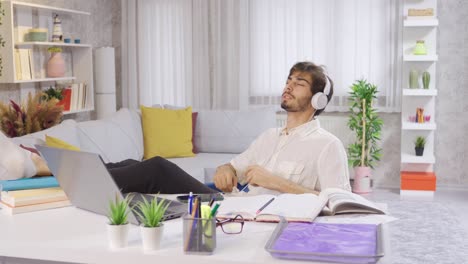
244 165 319 195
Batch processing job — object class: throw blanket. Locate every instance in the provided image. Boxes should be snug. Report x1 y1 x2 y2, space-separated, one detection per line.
0 132 36 180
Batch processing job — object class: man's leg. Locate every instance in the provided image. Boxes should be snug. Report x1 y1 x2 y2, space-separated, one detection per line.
108 156 216 194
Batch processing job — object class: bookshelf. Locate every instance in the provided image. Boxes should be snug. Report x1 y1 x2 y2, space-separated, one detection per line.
400 0 438 198
0 1 94 115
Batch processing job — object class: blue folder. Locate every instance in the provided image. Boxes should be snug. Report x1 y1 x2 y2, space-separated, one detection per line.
0 176 59 191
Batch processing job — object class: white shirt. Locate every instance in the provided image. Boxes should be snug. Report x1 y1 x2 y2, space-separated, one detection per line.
230 119 351 195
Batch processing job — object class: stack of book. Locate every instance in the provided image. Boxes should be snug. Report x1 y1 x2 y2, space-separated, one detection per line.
0 177 71 215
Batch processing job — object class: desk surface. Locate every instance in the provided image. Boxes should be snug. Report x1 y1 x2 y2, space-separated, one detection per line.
0 204 391 264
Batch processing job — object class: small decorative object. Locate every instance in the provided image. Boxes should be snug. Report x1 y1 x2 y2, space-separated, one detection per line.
74 38 81 44
408 115 416 122
416 108 424 123
133 194 169 251
424 115 431 122
414 136 426 156
107 194 132 249
409 70 419 89
51 14 63 42
422 71 430 89
0 92 63 137
47 46 65 77
348 79 383 194
64 38 71 43
413 40 427 55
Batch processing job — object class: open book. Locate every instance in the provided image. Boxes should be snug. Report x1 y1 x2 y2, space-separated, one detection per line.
216 188 385 222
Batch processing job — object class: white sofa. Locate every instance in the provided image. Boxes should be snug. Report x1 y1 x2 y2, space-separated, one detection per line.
12 108 277 184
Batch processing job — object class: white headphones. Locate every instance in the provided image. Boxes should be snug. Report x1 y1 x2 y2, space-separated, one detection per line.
311 75 331 110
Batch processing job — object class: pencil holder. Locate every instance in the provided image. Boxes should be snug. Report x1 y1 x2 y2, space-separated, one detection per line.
183 214 216 255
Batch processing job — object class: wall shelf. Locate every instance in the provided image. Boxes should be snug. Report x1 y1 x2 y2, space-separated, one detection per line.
403 18 439 27
402 89 438 96
15 42 92 48
403 55 438 62
402 122 436 130
10 1 90 15
14 77 76 83
401 153 436 164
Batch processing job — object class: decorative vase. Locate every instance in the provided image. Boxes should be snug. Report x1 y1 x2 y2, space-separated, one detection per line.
140 225 164 251
413 40 427 55
107 223 129 249
422 71 430 89
415 147 424 156
352 166 372 194
47 52 65 77
409 70 419 89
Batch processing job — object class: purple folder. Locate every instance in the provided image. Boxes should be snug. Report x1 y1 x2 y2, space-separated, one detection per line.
265 219 384 263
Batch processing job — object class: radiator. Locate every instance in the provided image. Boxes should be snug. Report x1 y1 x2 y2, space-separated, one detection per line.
276 114 353 147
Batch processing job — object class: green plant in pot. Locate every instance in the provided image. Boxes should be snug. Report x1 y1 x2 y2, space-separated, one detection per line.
414 136 426 156
133 194 170 251
348 79 383 194
107 194 132 249
42 86 63 101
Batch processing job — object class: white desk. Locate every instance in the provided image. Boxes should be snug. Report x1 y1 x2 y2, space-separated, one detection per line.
0 206 391 264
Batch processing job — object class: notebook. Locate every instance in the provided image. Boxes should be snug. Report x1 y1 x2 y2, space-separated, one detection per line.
35 145 187 225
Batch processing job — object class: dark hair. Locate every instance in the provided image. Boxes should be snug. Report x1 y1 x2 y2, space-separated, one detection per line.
288 61 334 116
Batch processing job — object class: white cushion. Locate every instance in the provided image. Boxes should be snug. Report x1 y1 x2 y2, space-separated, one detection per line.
14 119 80 149
77 108 143 163
194 108 277 153
168 153 237 183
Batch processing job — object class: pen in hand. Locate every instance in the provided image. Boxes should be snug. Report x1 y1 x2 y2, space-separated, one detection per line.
256 197 275 215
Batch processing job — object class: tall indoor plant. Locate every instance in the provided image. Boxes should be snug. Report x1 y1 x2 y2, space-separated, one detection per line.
347 79 383 193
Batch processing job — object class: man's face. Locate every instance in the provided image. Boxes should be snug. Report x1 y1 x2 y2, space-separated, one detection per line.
281 71 313 112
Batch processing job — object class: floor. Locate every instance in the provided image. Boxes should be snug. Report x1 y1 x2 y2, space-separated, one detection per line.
364 187 468 264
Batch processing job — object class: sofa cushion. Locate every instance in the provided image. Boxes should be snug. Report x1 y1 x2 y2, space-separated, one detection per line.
12 119 80 149
45 135 80 151
194 108 277 153
141 106 194 159
168 153 237 183
77 108 143 163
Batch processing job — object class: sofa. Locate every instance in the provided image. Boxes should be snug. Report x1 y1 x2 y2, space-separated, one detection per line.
11 107 278 184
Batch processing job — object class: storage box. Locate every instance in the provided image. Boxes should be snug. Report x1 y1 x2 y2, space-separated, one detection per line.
27 28 48 42
401 171 436 191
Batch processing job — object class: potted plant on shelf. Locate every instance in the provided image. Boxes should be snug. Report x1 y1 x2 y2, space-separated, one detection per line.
347 79 383 194
132 194 169 251
414 136 426 156
107 194 132 249
47 46 65 77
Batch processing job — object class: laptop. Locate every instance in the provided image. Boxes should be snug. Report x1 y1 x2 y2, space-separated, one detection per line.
35 145 187 225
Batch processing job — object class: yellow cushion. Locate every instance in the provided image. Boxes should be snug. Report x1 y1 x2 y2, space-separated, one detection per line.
141 105 195 159
45 135 80 151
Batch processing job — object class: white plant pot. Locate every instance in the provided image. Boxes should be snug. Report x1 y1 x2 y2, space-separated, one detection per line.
353 166 372 194
140 224 164 251
107 223 129 249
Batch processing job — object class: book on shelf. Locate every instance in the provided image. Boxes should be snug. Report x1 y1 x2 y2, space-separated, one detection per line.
1 187 67 207
14 50 22 80
58 88 72 111
0 176 59 191
216 188 385 222
0 199 71 215
18 49 31 80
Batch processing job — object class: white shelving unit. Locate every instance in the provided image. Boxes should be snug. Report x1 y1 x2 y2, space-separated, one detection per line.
400 0 438 197
0 1 93 115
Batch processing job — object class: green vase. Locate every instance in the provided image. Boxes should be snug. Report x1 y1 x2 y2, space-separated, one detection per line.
422 71 430 89
409 70 419 89
413 40 427 55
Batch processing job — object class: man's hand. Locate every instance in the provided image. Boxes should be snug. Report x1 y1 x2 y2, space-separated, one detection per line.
213 164 238 192
244 165 274 188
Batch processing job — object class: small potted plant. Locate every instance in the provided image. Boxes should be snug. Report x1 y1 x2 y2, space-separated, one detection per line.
107 194 132 249
47 46 65 77
132 195 169 251
414 136 426 156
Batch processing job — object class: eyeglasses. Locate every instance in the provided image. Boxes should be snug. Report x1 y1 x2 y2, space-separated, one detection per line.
216 215 245 234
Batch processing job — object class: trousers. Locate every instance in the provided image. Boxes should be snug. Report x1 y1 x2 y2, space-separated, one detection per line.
105 156 216 194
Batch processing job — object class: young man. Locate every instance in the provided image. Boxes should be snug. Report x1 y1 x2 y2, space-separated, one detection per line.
213 61 351 195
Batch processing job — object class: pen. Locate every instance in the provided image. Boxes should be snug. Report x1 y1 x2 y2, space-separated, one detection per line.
256 197 275 215
188 192 193 214
239 184 249 192
210 203 220 218
208 197 216 207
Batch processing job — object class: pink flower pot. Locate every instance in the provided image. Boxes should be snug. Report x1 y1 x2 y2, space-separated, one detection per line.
47 53 65 77
353 166 372 194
